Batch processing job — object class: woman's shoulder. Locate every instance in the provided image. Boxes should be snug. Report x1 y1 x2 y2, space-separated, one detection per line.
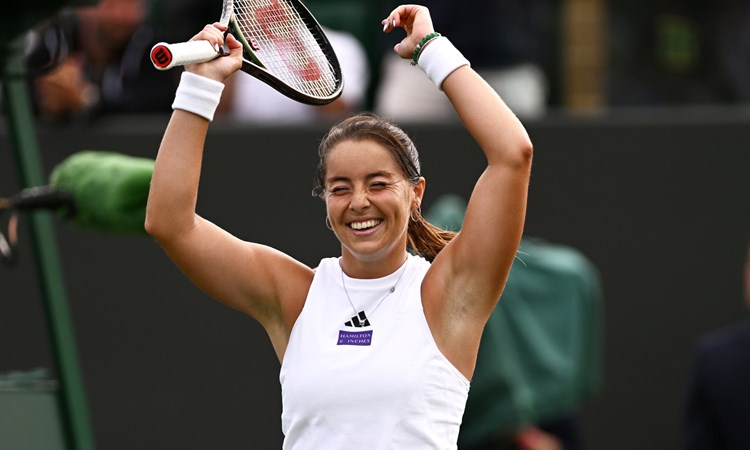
313 256 340 273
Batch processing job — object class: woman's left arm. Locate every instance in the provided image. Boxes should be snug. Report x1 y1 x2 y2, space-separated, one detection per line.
384 5 532 378
428 65 532 378
384 5 532 316
437 64 533 314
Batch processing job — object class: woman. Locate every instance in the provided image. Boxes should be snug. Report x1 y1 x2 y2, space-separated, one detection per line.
145 4 532 449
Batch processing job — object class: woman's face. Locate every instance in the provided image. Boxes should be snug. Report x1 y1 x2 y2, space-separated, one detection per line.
323 139 423 264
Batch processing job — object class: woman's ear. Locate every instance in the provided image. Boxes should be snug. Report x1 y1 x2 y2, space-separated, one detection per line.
413 177 426 207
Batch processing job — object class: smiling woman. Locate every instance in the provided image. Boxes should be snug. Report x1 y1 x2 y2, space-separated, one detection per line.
312 113 452 275
145 3 532 449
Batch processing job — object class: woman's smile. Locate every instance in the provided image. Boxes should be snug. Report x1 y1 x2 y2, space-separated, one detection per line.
349 219 383 231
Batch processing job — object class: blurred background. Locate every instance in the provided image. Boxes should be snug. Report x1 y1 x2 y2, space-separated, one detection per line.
11 0 750 121
1 0 749 449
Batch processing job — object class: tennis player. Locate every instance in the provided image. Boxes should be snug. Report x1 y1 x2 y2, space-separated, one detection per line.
145 4 532 448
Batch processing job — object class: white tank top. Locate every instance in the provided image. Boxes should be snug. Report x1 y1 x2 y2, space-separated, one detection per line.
280 254 470 449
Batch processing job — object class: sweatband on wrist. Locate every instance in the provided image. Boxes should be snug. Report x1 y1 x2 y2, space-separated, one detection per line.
171 71 225 121
417 36 470 90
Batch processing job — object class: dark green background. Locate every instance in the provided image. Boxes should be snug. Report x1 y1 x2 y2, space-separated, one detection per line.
1 112 749 449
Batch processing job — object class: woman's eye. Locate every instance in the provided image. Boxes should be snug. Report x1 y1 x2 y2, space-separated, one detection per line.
329 186 349 195
370 182 387 189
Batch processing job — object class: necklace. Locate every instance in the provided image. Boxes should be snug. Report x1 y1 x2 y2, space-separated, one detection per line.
339 257 410 327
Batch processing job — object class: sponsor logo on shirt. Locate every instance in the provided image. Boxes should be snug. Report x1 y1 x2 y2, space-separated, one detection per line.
337 330 373 346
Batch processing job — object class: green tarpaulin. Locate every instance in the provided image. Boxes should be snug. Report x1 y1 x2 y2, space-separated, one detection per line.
426 194 603 447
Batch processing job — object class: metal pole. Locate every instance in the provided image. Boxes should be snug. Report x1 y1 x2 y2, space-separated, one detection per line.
562 0 606 112
2 37 95 450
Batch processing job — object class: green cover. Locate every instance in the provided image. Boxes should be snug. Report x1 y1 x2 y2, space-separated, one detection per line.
426 195 603 446
50 151 154 235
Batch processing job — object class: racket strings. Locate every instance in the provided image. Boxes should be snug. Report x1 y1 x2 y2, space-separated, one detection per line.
233 0 337 98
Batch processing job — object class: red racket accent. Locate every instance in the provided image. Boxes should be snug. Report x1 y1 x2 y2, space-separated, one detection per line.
255 0 321 81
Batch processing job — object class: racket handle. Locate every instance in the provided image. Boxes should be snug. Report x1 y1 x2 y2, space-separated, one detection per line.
150 40 219 70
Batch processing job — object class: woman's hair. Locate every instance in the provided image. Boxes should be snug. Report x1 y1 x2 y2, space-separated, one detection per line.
313 113 455 262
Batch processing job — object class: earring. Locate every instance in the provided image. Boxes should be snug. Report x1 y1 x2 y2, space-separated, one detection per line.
325 216 333 230
410 205 421 222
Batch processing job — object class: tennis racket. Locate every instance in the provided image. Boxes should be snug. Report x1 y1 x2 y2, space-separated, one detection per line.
149 0 343 105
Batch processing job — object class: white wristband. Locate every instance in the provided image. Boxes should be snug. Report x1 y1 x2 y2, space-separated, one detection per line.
172 71 225 121
417 37 470 90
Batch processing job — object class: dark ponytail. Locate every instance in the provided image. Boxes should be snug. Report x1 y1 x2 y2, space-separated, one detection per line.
407 210 456 262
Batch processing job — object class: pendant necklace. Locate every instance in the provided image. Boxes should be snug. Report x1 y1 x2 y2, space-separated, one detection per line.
339 257 410 327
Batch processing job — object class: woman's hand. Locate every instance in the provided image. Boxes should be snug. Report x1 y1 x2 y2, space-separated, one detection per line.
185 23 243 82
382 4 435 60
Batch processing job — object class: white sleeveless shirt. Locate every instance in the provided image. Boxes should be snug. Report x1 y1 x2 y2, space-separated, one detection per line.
280 254 470 449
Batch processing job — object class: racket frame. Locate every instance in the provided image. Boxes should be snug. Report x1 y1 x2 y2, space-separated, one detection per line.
150 0 343 106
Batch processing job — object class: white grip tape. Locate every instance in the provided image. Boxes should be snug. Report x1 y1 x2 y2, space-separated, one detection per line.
417 37 470 90
150 40 218 71
171 72 225 121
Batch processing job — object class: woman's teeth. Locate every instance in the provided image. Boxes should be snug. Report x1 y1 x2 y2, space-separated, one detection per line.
350 219 380 230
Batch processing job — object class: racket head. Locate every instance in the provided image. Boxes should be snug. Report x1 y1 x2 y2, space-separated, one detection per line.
229 0 343 105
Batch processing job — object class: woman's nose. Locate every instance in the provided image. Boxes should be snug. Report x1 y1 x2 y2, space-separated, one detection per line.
349 187 370 211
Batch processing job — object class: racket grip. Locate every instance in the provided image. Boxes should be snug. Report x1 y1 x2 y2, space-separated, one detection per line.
150 40 219 70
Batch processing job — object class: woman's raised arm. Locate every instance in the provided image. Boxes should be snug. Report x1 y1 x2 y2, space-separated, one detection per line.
383 5 533 378
145 24 312 359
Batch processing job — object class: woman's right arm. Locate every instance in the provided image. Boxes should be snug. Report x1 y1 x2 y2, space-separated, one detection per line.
145 24 313 349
